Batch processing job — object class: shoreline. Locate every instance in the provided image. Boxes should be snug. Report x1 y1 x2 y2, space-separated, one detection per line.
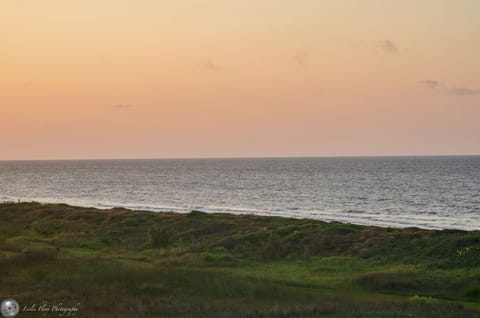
1 199 477 231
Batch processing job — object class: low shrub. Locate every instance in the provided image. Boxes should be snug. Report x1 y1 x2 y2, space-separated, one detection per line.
122 217 143 227
32 219 65 236
23 247 58 262
262 233 282 259
409 295 438 304
200 251 233 263
464 287 480 299
148 225 174 248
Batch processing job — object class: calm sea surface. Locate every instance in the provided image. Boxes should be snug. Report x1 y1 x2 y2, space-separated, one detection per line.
1 156 479 230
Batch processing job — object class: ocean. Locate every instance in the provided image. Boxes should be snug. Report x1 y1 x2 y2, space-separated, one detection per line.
1 156 479 230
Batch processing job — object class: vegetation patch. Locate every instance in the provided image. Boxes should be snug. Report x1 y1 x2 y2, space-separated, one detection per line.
0 202 479 317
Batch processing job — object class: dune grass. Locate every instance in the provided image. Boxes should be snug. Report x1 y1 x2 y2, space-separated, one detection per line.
0 202 479 317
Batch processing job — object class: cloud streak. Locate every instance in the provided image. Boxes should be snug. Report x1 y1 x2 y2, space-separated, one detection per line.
450 87 480 96
418 80 479 97
292 50 309 66
376 40 398 53
110 104 134 109
198 58 221 71
419 80 441 89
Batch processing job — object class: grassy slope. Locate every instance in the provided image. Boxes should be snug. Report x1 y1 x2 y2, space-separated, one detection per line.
0 202 479 317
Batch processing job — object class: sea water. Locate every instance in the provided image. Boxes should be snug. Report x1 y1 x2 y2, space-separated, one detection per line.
1 156 479 230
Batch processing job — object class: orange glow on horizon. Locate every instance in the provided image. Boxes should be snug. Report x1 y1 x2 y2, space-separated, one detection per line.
1 1 479 160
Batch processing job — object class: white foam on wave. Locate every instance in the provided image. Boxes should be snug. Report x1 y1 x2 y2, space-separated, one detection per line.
2 195 479 231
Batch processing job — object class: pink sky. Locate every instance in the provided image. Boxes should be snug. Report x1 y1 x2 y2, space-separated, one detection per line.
1 1 479 159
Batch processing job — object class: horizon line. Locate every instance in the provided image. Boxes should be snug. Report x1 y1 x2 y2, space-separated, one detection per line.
1 153 480 162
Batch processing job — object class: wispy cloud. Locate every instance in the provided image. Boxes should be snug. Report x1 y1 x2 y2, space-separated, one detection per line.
450 87 480 96
292 50 309 66
375 40 398 53
418 80 479 97
198 58 221 71
110 104 134 109
419 80 441 89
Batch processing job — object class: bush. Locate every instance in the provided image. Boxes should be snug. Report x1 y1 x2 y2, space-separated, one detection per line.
409 295 438 304
262 233 282 259
357 272 422 291
122 217 142 227
200 252 216 262
464 287 480 299
148 225 174 248
32 219 64 236
23 247 58 262
455 245 480 267
200 251 233 263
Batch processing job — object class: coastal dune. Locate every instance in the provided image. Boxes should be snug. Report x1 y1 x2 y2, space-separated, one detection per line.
1 202 479 317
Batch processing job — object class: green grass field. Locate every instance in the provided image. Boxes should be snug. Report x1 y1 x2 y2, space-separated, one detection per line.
1 202 479 317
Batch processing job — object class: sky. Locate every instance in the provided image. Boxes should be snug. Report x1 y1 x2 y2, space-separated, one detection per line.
1 0 479 160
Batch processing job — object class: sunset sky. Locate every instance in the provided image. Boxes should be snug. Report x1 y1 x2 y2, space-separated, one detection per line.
1 0 479 160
